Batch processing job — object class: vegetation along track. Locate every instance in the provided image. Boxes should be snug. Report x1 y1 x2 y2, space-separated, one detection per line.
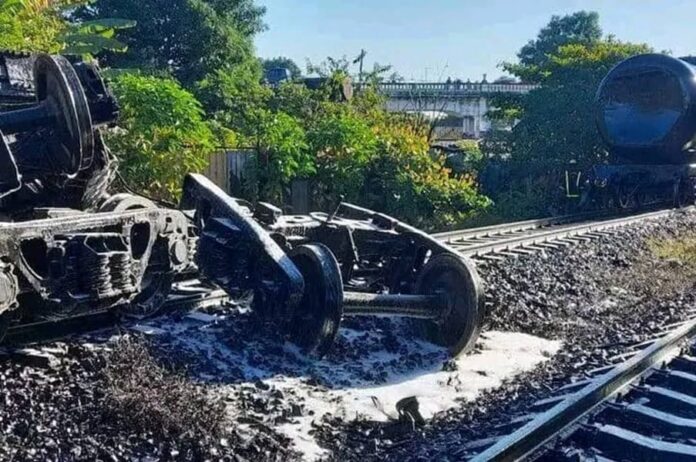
462 314 696 461
434 207 690 260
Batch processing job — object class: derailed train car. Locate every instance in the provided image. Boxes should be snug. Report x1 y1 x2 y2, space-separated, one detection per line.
582 53 696 208
0 53 197 335
0 52 484 359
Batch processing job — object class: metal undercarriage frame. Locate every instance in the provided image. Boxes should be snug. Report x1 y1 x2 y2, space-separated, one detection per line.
0 207 190 320
0 51 485 359
251 197 486 357
0 176 486 360
583 163 696 210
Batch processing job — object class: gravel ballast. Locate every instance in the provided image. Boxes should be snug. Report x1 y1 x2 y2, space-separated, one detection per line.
2 209 696 461
323 208 696 461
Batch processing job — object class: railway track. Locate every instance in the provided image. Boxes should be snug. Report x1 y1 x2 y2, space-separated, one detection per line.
435 207 687 260
3 204 696 460
464 314 696 461
5 206 689 347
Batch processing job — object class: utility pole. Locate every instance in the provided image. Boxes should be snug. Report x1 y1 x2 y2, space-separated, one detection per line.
353 49 367 83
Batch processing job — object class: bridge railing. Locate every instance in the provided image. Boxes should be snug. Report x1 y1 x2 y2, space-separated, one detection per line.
366 82 538 97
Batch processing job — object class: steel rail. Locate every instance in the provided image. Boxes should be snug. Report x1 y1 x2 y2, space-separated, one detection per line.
432 211 603 241
470 317 696 461
439 208 683 257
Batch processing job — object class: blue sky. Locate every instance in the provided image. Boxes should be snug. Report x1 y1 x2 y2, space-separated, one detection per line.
255 0 696 81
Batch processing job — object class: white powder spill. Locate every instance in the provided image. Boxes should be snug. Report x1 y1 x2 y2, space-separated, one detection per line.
255 331 560 460
121 313 561 461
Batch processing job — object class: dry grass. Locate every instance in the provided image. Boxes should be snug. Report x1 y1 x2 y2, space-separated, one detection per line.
649 235 696 269
102 337 227 455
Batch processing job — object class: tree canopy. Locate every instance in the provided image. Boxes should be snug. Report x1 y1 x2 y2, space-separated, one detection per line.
511 11 602 83
108 73 216 202
78 0 266 85
482 11 651 219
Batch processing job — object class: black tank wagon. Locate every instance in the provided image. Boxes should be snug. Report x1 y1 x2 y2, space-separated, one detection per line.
585 53 696 208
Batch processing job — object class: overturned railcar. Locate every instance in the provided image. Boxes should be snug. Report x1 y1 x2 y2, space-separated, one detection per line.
0 52 485 360
0 53 195 338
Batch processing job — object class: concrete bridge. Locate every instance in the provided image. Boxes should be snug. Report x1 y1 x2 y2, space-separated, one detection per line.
374 81 537 139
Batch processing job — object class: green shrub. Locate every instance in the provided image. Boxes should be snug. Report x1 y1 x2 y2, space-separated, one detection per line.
108 73 216 202
364 117 491 230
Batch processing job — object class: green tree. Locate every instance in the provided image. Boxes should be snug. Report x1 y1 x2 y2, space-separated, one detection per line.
478 12 653 219
0 0 81 52
80 0 265 86
261 56 302 79
513 10 601 82
483 39 650 219
308 110 378 204
195 60 270 136
0 0 136 57
363 114 490 230
509 40 651 169
254 112 314 202
108 73 216 202
301 88 490 229
306 56 351 77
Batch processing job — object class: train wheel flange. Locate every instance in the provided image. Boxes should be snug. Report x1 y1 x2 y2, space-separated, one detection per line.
416 253 484 357
34 54 94 175
287 243 343 358
0 313 10 343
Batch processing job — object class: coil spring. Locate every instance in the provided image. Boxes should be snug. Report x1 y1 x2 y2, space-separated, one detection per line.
0 262 18 313
80 249 112 298
110 252 135 294
185 234 199 272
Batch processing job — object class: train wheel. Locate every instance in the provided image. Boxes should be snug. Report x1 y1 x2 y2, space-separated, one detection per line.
287 244 343 358
416 253 485 357
99 193 156 213
615 184 638 211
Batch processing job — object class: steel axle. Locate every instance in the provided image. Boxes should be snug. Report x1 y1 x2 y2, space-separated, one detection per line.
342 291 446 319
286 243 483 358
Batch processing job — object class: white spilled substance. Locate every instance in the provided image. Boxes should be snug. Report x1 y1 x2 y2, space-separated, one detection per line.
332 331 560 421
124 315 561 461
260 331 561 460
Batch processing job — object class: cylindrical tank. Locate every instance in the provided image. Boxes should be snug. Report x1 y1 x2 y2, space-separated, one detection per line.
596 53 696 164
